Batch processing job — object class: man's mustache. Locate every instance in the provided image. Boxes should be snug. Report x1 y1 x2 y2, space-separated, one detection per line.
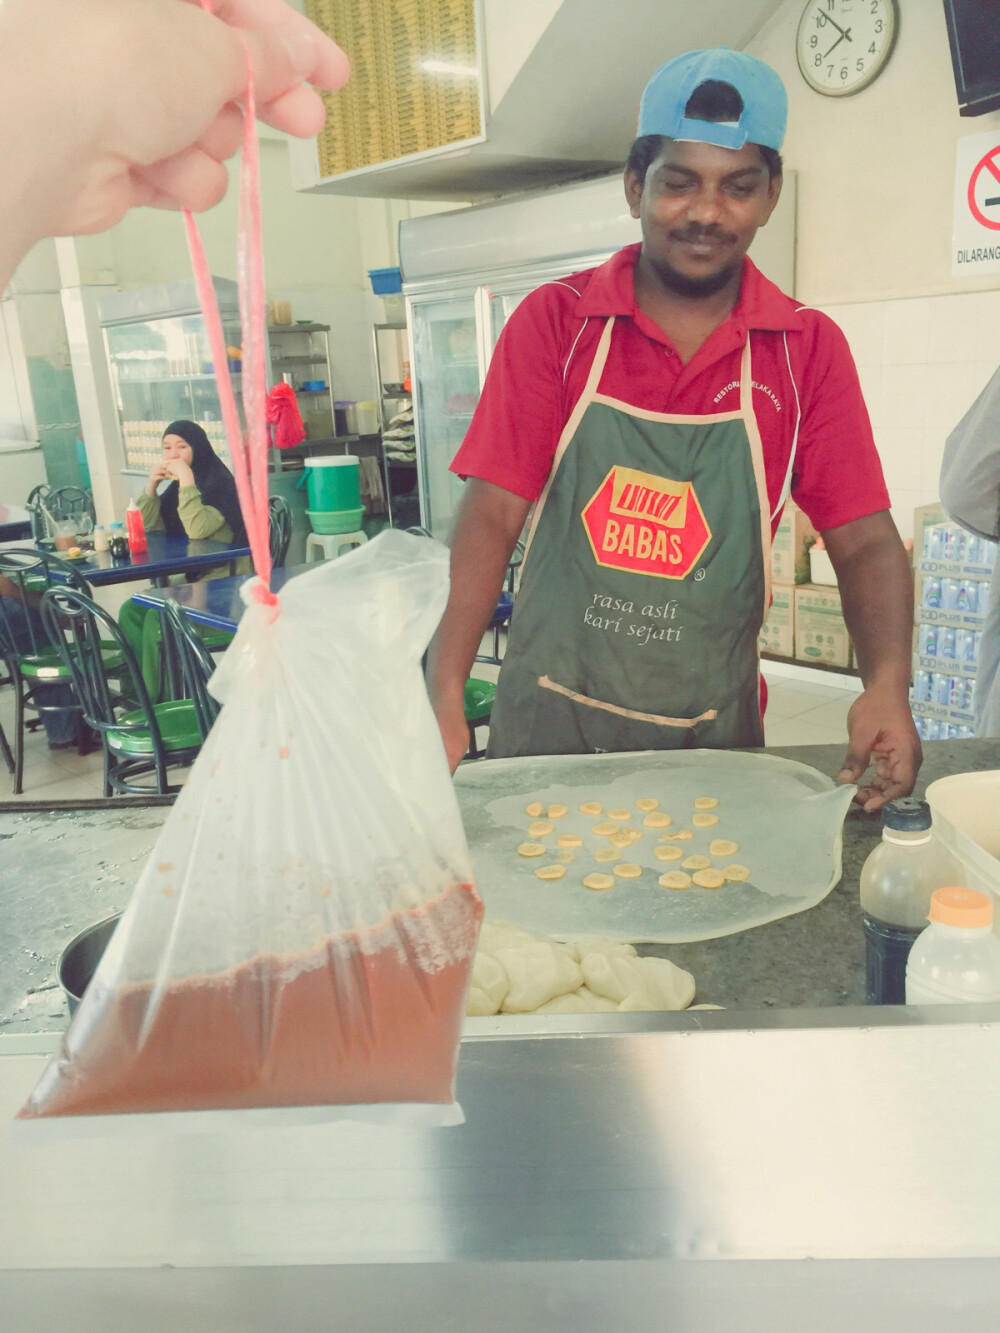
668 226 736 245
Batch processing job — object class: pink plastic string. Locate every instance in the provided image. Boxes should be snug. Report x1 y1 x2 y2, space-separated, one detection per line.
183 2 276 608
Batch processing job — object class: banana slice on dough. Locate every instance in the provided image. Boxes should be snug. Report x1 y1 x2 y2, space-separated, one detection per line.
659 871 692 889
584 873 616 891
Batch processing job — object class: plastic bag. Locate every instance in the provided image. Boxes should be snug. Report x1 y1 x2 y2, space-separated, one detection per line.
19 531 482 1124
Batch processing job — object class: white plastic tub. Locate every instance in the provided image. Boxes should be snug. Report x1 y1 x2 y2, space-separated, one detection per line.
925 771 1000 929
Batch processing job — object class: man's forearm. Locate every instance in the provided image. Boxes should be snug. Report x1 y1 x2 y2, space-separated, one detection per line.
824 512 913 692
426 479 529 703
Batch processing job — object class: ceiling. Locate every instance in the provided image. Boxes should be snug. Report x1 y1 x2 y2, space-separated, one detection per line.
304 0 785 201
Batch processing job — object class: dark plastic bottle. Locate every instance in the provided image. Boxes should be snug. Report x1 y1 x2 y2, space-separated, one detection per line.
860 798 958 1004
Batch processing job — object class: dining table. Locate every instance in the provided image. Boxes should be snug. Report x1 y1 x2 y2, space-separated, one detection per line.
1 531 251 589
129 562 306 629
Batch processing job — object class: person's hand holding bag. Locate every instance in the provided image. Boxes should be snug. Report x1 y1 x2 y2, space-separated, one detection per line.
0 0 350 286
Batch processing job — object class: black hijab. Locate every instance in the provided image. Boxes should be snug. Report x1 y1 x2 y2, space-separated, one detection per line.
158 420 247 546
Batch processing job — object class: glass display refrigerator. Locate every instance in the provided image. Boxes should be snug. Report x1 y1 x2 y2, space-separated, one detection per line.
99 277 263 475
399 170 795 540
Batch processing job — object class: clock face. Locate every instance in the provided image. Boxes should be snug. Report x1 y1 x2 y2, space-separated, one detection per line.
796 0 899 97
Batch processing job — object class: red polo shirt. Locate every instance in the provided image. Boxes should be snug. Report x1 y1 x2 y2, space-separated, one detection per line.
451 243 889 534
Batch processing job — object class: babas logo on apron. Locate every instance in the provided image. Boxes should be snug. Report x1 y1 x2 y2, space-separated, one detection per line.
581 465 712 580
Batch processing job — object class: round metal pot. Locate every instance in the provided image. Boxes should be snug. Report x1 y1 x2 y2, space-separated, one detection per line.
58 912 122 1014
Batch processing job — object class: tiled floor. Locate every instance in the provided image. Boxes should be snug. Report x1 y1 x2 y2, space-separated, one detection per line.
0 656 861 803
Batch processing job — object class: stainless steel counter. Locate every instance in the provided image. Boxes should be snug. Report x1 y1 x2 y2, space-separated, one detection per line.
3 741 1000 1329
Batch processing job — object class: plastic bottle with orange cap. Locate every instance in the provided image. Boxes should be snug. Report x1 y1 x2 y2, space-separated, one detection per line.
906 888 1000 1005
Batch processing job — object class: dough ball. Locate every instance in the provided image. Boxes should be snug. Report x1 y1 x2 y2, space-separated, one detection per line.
466 951 509 1016
635 798 659 812
661 829 693 841
591 821 620 837
709 839 739 857
517 841 547 858
613 862 642 879
525 802 543 818
547 804 569 819
583 872 615 891
581 951 651 1005
682 855 712 871
579 801 602 815
557 833 583 847
689 1003 726 1010
528 819 555 837
535 986 619 1014
692 812 719 828
607 807 632 821
535 863 567 880
496 943 583 1013
692 868 726 889
643 812 671 828
659 871 692 889
694 796 719 810
573 935 638 961
723 863 751 881
654 844 683 862
635 955 696 1010
478 919 543 955
594 846 619 863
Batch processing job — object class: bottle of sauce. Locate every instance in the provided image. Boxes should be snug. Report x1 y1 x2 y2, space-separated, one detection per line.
125 501 147 554
860 798 958 1004
92 524 109 553
906 889 1000 1004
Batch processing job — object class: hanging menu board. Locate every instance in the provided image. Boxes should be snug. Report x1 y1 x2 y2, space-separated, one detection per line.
305 0 483 180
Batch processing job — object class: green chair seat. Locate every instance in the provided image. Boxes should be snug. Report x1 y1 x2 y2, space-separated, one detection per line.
20 645 124 680
464 678 496 722
107 699 202 755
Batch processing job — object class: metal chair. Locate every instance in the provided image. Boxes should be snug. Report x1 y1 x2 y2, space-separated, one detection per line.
47 486 95 528
0 549 96 793
40 587 207 797
474 542 523 668
24 484 53 542
268 495 293 567
158 599 220 742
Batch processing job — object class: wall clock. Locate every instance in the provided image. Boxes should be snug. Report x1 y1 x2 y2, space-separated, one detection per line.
795 0 899 97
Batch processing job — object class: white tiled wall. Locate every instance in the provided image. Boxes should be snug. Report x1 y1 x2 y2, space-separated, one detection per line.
822 289 1000 540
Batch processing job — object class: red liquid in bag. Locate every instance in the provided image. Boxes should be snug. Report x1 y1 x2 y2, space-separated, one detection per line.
21 881 481 1118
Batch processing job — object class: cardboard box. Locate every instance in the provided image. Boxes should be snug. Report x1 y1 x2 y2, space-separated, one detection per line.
759 587 794 658
912 501 946 561
771 501 817 586
794 583 853 668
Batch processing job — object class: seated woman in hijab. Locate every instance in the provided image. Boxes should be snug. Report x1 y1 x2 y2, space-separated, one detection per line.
118 420 251 699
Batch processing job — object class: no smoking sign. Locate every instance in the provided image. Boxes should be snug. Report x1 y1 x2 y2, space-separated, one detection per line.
953 130 1000 275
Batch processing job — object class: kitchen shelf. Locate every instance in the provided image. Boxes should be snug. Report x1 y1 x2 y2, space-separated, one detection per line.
270 355 329 367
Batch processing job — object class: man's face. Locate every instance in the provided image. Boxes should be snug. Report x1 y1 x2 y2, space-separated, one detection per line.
625 138 781 297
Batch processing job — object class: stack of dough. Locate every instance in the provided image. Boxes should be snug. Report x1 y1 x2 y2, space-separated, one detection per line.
467 919 698 1016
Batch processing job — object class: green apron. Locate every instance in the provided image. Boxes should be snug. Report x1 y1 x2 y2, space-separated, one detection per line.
487 316 774 758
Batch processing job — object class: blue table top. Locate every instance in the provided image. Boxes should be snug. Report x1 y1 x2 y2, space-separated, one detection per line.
1 531 251 587
131 565 306 632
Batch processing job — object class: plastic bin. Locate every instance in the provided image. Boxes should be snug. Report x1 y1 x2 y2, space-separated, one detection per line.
298 455 361 512
368 267 403 295
925 771 1000 930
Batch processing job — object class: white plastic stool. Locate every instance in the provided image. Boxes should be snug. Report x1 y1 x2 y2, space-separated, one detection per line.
305 530 368 563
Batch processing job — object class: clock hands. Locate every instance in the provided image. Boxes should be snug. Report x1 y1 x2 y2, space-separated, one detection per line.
816 5 853 58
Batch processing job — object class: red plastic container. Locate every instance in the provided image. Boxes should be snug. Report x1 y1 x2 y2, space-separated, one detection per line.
125 502 147 554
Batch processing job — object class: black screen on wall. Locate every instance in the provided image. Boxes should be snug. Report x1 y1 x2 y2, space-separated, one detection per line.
943 0 1000 116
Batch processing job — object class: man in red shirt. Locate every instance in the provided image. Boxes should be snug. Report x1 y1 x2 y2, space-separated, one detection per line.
427 48 919 812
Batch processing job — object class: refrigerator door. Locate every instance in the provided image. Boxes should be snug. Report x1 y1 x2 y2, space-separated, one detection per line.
409 288 480 539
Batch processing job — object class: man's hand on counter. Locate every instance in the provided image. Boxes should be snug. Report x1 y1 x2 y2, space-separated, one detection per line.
837 685 922 812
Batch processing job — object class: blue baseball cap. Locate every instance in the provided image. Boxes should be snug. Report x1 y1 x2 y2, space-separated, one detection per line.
638 48 787 152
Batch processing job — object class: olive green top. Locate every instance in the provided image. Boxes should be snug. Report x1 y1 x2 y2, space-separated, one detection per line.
137 487 252 580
